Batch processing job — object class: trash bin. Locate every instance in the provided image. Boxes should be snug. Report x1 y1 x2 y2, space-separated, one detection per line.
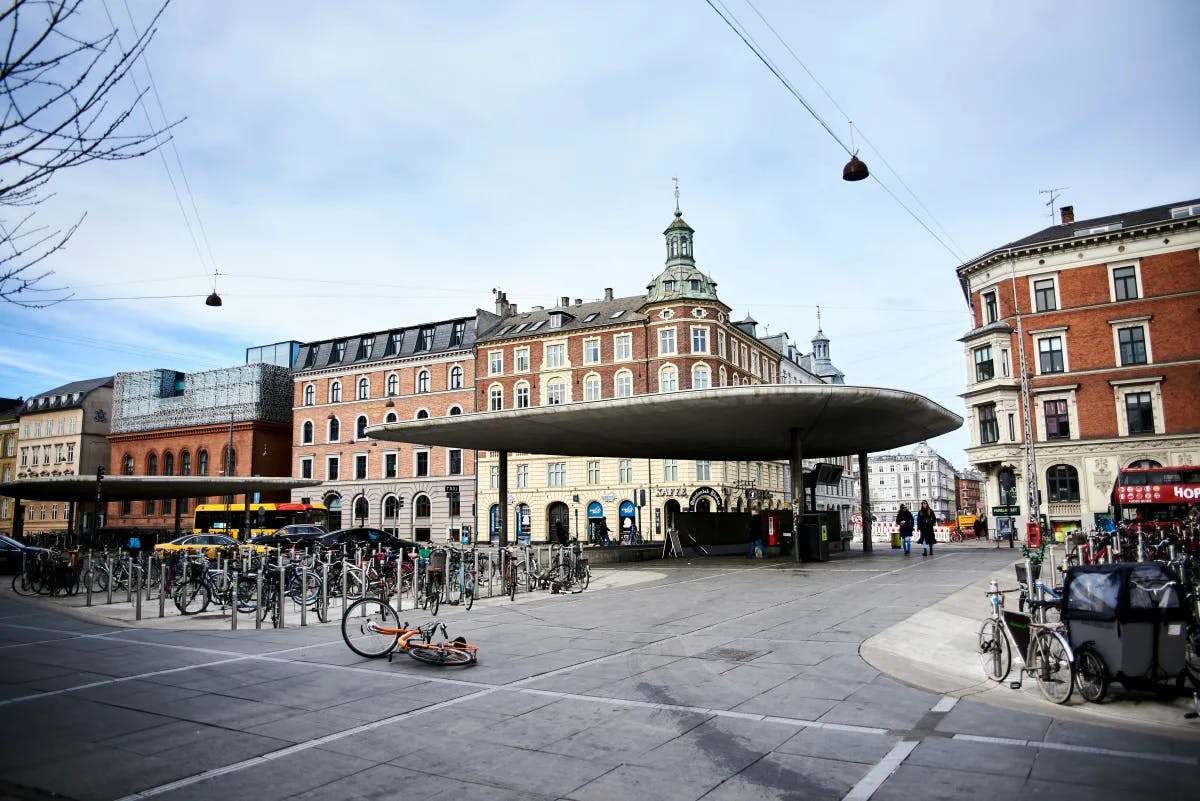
797 514 829 562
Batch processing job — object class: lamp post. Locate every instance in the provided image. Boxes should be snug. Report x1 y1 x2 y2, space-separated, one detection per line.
1008 253 1041 548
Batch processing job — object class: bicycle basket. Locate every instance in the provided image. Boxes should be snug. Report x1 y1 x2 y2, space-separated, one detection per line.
1014 562 1040 586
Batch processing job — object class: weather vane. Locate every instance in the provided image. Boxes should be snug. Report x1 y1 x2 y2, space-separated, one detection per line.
672 176 681 215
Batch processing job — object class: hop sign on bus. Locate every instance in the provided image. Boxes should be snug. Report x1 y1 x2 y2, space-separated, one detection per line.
1112 465 1200 520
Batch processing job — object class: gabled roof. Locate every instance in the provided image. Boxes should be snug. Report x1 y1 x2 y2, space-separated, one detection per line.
1003 198 1200 250
478 295 647 343
21 377 113 414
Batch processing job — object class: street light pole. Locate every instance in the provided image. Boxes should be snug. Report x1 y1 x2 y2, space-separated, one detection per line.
1008 253 1041 548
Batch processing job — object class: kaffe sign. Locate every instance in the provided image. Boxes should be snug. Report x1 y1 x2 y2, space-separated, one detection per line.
1114 483 1200 504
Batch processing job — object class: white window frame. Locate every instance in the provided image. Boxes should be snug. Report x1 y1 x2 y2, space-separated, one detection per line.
619 459 632 484
516 463 528 488
1109 315 1153 367
1028 273 1060 313
659 327 677 356
614 333 632 361
583 337 600 365
692 363 711 389
545 342 566 369
354 452 369 480
1031 385 1080 443
448 448 463 475
717 330 727 358
691 326 709 354
489 384 503 411
488 350 504 376
587 460 600 484
546 377 566 405
326 455 340 482
1110 377 1165 437
615 370 633 398
981 289 999 324
299 456 313 479
1030 327 1069 375
659 364 678 392
696 460 710 481
384 451 398 479
1108 260 1142 303
515 381 531 409
514 347 530 373
583 373 601 402
548 462 567 487
414 449 430 477
448 365 464 390
385 373 399 396
662 459 678 482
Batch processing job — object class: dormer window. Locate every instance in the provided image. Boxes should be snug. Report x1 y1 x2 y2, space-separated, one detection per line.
355 336 373 361
690 279 700 291
663 280 676 291
583 312 598 323
549 313 566 329
416 326 434 351
384 331 403 356
1170 204 1200 219
450 321 465 346
328 341 347 365
609 310 625 319
302 348 316 368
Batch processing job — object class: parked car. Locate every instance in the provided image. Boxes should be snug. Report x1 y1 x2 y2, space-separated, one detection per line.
247 524 328 548
319 527 417 554
0 535 49 573
154 533 271 559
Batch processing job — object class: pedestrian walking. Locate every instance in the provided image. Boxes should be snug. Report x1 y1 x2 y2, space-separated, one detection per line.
896 504 914 555
916 500 936 557
592 517 611 547
553 520 568 547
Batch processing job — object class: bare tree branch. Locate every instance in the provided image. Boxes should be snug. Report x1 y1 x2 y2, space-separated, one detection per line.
1 0 177 306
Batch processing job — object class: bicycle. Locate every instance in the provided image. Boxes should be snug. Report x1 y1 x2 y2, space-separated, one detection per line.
949 527 966 543
341 598 478 666
978 578 1075 704
172 554 258 615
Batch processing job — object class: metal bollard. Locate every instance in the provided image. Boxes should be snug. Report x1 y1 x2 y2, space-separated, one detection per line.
320 554 328 623
134 563 142 621
159 557 168 618
300 560 308 627
231 560 239 631
125 555 133 604
105 551 113 604
85 550 93 607
255 560 263 630
341 551 348 619
277 547 286 629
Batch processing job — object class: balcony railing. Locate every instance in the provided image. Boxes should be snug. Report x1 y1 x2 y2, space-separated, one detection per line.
1047 501 1081 518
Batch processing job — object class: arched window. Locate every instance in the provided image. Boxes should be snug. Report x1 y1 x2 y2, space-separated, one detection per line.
385 411 398 424
180 450 192 476
163 452 175 476
693 364 710 389
330 380 342 403
515 382 530 408
449 365 463 389
147 453 158 476
122 453 134 475
417 370 430 393
719 366 727 387
386 374 399 396
416 409 429 419
1127 459 1161 469
222 447 236 475
1046 464 1080 503
357 377 370 400
356 415 368 439
448 406 462 416
615 370 633 398
383 495 400 533
198 449 209 476
998 467 1016 506
659 365 678 393
303 385 315 406
415 494 431 518
353 495 370 525
583 374 601 401
489 385 503 411
302 420 314 444
328 417 340 442
326 494 342 530
546 377 565 405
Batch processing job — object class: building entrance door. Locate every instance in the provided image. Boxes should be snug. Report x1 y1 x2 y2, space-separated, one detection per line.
548 501 570 542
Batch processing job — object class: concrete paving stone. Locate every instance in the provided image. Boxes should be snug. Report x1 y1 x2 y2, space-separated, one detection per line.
810 653 881 683
0 656 78 684
730 689 843 722
150 726 295 770
327 681 481 720
520 652 683 694
4 741 200 801
542 707 712 761
701 752 871 801
817 680 939 731
1027 747 1198 794
869 763 1028 801
159 691 304 730
933 699 1053 742
396 739 615 798
730 638 860 667
151 746 379 801
469 697 634 750
565 761 724 801
0 694 172 742
1020 777 1186 801
11 668 116 693
775 726 899 763
287 763 472 801
243 706 380 743
585 674 759 712
74 678 205 711
904 737 1037 778
95 719 257 756
633 714 801 778
1042 716 1187 756
213 668 394 711
140 664 276 693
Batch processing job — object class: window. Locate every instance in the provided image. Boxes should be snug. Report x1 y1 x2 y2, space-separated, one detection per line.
355 454 367 480
448 449 462 475
1112 265 1139 301
614 334 631 361
609 309 625 319
982 291 998 324
719 366 727 387
356 415 368 439
450 321 465 346
1008 414 1016 441
415 495 431 518
384 452 397 479
1033 277 1057 312
548 462 567 487
546 378 565 405
517 463 528 488
659 328 676 355
384 331 404 356
546 343 565 368
515 347 530 372
386 374 399 396
1117 326 1147 365
691 326 709 354
416 370 430 393
583 374 601 401
181 451 192 476
65 442 75 463
978 403 999 444
1125 392 1154 434
449 406 461 416
327 456 340 481
330 381 342 403
489 385 502 411
587 460 600 484
449 365 463 389
416 409 428 420
515 382 530 408
302 420 314 444
615 371 632 398
1044 399 1070 439
1046 465 1080 503
693 365 710 389
974 345 994 381
415 450 429 477
163 452 175 476
332 341 347 364
357 377 369 400
1037 336 1064 374
328 417 340 442
356 337 373 361
54 443 62 463
416 327 434 351
583 338 600 364
696 460 710 481
385 411 397 424
489 466 498 489
717 330 727 358
300 457 313 479
489 351 503 375
662 459 678 482
619 459 632 484
303 385 315 406
121 453 134 475
659 365 678 393
19 447 27 467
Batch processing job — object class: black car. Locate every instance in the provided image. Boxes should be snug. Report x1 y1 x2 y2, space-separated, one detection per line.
318 527 417 554
0 535 49 573
247 524 328 548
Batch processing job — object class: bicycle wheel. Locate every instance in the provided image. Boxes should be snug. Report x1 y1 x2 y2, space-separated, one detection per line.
1075 645 1108 703
575 564 590 590
428 581 440 616
287 570 320 605
236 577 258 613
11 572 34 596
341 598 400 658
343 567 366 600
408 643 475 666
174 580 210 615
464 576 475 611
86 565 109 593
1184 623 1200 688
1033 630 1073 704
978 619 1011 682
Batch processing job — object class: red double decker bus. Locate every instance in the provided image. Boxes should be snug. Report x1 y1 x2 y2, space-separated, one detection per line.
1111 465 1200 522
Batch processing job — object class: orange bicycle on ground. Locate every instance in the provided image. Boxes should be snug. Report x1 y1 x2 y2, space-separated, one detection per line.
341 597 478 666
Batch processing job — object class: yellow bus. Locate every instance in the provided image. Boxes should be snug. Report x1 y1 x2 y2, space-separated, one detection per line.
192 503 329 538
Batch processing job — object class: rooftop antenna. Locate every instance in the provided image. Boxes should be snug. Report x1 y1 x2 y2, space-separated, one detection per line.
816 304 823 331
1039 187 1069 222
672 176 681 216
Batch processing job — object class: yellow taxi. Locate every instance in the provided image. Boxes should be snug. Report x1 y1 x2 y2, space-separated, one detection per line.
153 533 271 559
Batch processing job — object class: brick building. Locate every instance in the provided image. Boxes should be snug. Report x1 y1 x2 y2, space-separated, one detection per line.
958 198 1200 539
475 205 790 543
955 469 983 517
106 365 294 530
0 398 22 535
291 316 478 539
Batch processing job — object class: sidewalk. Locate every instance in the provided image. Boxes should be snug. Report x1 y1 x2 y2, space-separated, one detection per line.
860 546 1200 738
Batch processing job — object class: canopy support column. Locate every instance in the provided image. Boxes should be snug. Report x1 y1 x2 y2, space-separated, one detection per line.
789 428 804 563
859 452 872 552
498 450 509 548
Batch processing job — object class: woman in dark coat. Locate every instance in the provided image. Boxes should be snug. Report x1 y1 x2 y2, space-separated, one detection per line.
916 500 937 556
895 504 914 555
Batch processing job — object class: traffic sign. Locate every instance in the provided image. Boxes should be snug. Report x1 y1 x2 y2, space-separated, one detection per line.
991 505 1021 516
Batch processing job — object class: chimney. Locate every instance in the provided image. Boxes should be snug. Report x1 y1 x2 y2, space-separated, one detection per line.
494 290 507 315
560 296 569 307
604 287 613 301
1060 205 1074 226
574 298 582 306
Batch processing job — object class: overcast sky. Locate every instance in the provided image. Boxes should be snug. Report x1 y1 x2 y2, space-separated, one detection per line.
2 0 1197 469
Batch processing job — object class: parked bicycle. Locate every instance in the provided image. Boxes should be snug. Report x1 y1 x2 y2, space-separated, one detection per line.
978 578 1075 704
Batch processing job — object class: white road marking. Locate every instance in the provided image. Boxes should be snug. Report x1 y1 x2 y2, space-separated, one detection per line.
930 695 957 713
841 740 919 801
